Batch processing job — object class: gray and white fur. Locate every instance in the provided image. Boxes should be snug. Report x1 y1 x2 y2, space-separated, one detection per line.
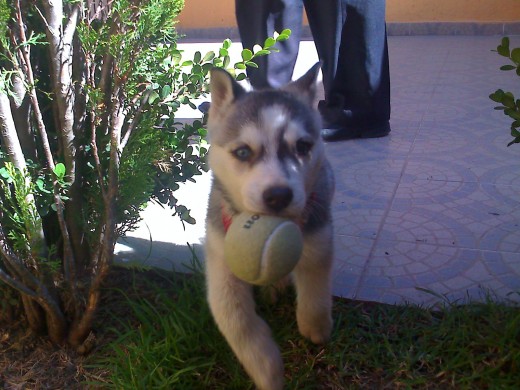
204 63 335 390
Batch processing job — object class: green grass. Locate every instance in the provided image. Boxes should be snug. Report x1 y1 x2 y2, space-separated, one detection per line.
90 265 520 389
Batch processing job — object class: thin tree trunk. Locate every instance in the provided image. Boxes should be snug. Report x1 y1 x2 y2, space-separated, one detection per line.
0 92 27 169
9 73 37 162
40 1 79 182
68 79 124 346
13 1 79 316
20 295 46 333
0 222 67 343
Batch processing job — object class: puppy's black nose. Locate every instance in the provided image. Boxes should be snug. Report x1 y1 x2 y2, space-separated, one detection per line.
263 186 293 212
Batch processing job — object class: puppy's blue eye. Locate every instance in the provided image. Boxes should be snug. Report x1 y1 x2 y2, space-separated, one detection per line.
296 139 313 156
232 145 253 161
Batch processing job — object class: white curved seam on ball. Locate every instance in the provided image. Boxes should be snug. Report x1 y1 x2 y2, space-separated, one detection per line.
259 221 292 279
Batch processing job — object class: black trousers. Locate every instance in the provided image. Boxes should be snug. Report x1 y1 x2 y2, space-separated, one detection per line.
235 0 391 129
235 0 303 89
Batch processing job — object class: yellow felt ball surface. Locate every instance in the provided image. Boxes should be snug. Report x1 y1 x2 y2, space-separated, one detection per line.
224 213 303 286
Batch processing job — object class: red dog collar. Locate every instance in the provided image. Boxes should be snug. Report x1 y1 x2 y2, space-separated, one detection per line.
221 192 316 233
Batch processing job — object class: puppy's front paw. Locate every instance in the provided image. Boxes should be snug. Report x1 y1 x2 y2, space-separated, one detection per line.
255 357 284 390
244 339 284 390
297 311 333 344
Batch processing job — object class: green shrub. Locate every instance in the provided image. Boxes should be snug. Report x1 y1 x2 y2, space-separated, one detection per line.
0 0 289 348
490 37 520 146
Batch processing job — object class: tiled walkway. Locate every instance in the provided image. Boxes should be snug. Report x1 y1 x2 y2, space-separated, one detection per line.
116 35 520 306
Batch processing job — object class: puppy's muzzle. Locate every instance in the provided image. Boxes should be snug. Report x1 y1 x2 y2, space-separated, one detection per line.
263 186 293 212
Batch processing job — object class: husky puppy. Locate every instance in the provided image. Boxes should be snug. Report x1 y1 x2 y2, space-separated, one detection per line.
204 63 335 390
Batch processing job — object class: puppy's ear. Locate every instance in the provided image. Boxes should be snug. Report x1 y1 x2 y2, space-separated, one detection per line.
209 68 246 117
282 62 321 106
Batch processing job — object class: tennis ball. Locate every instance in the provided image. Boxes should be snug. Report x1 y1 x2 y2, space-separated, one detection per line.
224 213 303 286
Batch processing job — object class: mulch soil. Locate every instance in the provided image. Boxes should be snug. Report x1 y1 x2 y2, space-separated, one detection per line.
0 268 176 389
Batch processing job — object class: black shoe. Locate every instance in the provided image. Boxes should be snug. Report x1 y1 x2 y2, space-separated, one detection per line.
321 121 391 142
317 100 391 142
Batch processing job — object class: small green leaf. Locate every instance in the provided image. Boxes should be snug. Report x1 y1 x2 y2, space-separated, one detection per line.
264 37 276 48
53 163 66 179
497 37 510 57
192 64 202 74
234 63 246 70
193 51 201 64
203 51 215 62
36 179 51 193
245 61 258 68
253 49 271 57
504 107 514 116
222 38 231 49
241 49 253 61
171 51 182 65
202 63 214 73
161 85 171 99
280 28 292 37
500 65 516 71
223 55 230 68
276 33 290 42
185 216 196 224
509 110 520 121
511 48 520 63
148 90 160 104
0 167 10 179
236 73 247 81
489 92 502 103
219 48 228 57
181 60 193 67
503 93 515 108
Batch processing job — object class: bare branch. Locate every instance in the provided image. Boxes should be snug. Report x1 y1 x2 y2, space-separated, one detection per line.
70 82 124 346
0 222 41 291
65 4 81 41
0 91 27 169
13 0 78 307
90 116 108 201
87 0 113 23
120 88 152 150
0 221 66 342
40 0 78 183
0 266 37 297
10 73 37 161
13 1 54 171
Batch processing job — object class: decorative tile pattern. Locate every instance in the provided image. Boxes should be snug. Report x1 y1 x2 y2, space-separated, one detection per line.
119 36 520 307
355 245 520 306
332 36 520 305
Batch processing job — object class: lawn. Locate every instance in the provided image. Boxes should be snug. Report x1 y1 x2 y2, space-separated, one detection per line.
1 262 519 389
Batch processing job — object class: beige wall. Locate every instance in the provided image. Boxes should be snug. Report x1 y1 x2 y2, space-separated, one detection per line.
387 0 520 22
177 0 520 29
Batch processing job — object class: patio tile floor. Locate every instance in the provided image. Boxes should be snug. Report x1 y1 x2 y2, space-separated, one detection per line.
116 35 520 306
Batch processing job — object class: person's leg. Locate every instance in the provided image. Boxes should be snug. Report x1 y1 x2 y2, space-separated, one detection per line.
303 0 343 97
307 0 391 140
236 0 303 89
